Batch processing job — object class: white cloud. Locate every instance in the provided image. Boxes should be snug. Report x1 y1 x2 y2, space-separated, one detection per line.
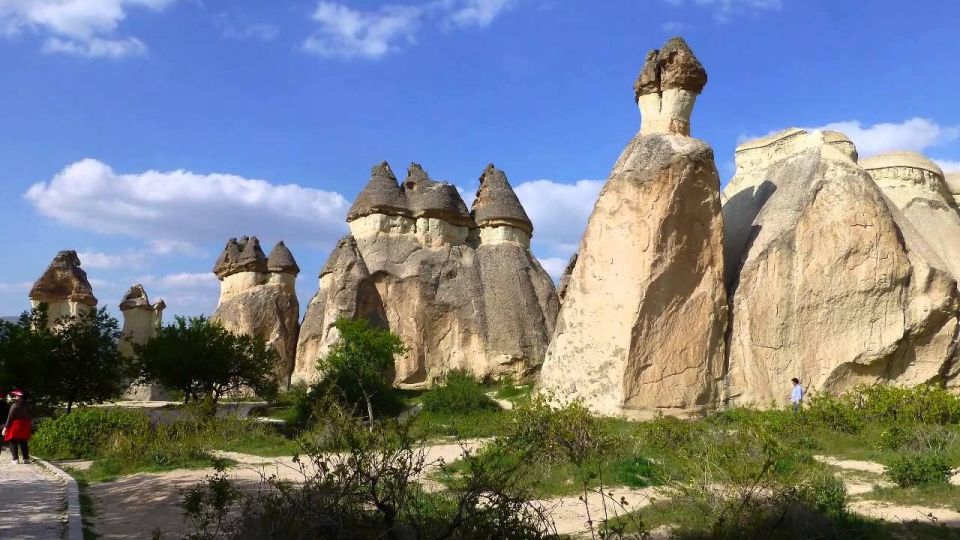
24 158 350 249
806 118 960 158
0 282 32 294
303 0 515 59
936 160 960 174
661 21 690 33
135 272 220 317
443 0 514 28
213 13 279 42
0 0 176 57
514 178 602 260
663 0 781 22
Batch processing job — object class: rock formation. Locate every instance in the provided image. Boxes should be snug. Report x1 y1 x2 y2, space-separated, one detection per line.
538 37 728 418
293 162 559 386
722 129 960 406
860 152 960 282
119 284 167 400
212 237 300 384
945 172 960 211
29 250 97 324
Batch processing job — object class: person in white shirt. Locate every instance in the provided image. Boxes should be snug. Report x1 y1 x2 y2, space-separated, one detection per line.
790 378 804 411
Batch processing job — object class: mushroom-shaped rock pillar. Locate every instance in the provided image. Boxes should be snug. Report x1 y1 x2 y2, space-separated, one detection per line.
29 250 98 324
634 37 707 136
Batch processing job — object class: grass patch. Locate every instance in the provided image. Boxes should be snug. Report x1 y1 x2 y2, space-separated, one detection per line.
864 484 960 510
409 409 507 440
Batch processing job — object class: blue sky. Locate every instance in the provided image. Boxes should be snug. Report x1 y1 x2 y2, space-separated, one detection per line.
1 0 959 319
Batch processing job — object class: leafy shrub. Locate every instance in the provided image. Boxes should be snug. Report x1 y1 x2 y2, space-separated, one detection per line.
885 452 953 487
797 472 848 520
877 424 909 450
610 455 658 488
805 394 863 433
32 407 150 459
638 415 697 450
854 384 960 425
420 370 499 414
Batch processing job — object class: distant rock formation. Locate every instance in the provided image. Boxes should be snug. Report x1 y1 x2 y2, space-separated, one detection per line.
119 284 167 401
293 162 558 386
722 129 960 405
538 37 728 418
861 152 960 283
29 250 97 324
212 237 300 384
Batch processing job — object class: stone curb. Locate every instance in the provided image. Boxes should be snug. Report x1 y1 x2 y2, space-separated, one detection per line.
36 459 83 540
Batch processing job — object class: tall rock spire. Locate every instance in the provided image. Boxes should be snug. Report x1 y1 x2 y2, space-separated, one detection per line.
471 164 533 235
634 36 706 136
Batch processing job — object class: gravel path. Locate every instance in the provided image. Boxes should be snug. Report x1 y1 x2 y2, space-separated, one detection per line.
0 457 67 539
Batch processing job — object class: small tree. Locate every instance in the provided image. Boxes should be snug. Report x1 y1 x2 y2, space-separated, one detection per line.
133 316 278 407
0 306 128 413
49 307 128 413
319 318 406 430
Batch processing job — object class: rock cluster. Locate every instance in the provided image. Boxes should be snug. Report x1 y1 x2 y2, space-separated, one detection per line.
119 284 167 400
293 163 558 386
28 250 97 324
211 237 300 383
538 37 728 418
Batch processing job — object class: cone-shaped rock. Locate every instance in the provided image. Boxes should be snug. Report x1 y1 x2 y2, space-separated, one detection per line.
119 284 167 400
722 130 960 405
346 162 410 220
293 236 388 384
30 250 97 323
403 163 473 226
267 241 300 275
212 238 242 278
236 236 268 273
472 164 533 235
539 37 728 418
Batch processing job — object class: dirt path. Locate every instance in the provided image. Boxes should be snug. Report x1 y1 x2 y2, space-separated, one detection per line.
539 487 662 536
817 454 960 527
0 459 67 539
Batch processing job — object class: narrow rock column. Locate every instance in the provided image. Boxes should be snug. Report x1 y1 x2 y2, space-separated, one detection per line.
538 37 727 418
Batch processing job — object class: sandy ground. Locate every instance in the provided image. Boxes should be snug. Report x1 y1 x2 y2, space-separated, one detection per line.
0 458 67 539
76 448 960 539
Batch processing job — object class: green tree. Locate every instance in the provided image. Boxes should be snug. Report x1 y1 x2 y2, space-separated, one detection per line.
133 316 278 406
0 306 128 413
318 318 406 430
49 307 128 413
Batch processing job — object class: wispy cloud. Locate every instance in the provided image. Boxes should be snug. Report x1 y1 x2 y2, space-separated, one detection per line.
213 13 279 42
0 0 177 58
662 0 782 22
303 0 516 59
936 160 960 173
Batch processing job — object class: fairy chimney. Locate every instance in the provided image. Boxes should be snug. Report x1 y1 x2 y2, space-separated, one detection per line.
634 37 707 136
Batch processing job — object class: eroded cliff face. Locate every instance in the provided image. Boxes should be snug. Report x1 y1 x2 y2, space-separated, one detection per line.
538 37 728 419
722 130 960 405
292 163 559 386
211 238 300 384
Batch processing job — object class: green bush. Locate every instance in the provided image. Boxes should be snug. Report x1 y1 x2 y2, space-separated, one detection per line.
885 452 953 487
798 472 848 520
805 394 863 433
854 384 960 425
420 370 499 414
32 407 150 459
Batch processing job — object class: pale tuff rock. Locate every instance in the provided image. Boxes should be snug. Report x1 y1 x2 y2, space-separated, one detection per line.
861 152 960 283
119 285 167 401
293 163 559 386
29 250 97 323
945 173 960 210
540 38 728 418
722 131 960 406
212 237 300 383
634 37 706 136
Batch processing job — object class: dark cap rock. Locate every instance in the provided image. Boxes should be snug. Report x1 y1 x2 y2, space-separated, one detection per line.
346 161 411 221
267 241 300 275
29 250 98 306
634 36 706 102
320 235 368 278
402 163 474 227
213 236 267 278
471 164 533 235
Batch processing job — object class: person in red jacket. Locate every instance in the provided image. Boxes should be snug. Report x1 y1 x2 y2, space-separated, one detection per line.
2 389 31 464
